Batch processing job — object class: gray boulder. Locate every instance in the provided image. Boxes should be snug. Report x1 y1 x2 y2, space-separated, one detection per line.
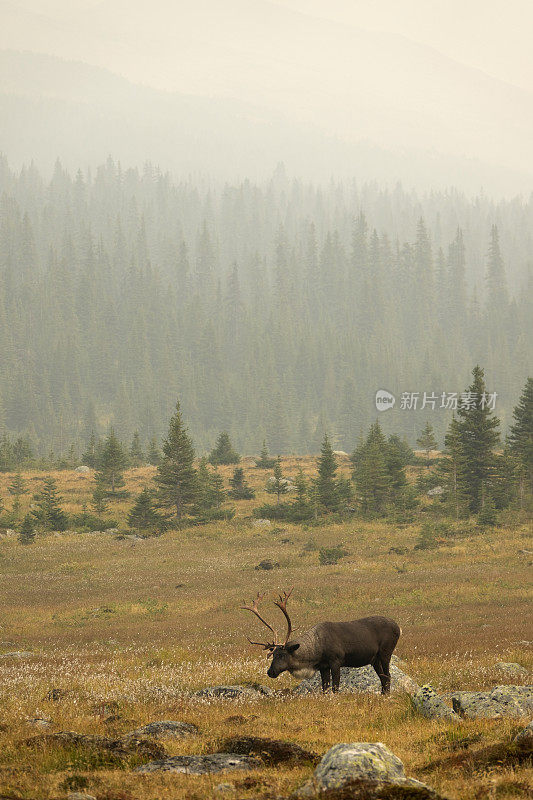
75 465 91 473
136 753 260 774
194 684 273 700
252 518 271 528
294 742 437 798
494 662 529 677
412 686 461 721
514 720 533 750
450 685 533 719
427 486 444 497
0 651 34 659
67 794 96 800
294 664 419 696
129 720 199 738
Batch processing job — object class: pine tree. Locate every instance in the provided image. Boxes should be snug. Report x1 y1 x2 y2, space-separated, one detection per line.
8 472 27 518
208 431 240 465
147 437 161 466
385 437 409 501
352 422 390 514
228 467 255 499
81 432 100 469
127 488 164 533
438 415 468 519
32 476 69 531
19 513 35 544
266 457 289 505
155 401 197 521
95 429 127 495
255 440 276 469
456 366 501 513
315 433 340 511
417 421 438 467
194 457 226 513
91 484 109 515
129 431 145 467
507 377 533 502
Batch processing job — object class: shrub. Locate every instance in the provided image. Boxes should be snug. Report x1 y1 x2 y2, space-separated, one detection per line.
319 545 349 565
70 513 119 531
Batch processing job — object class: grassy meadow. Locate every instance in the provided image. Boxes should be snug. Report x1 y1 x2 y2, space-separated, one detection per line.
0 457 532 799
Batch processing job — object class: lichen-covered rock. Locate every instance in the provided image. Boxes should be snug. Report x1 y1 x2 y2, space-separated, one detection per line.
513 720 533 750
495 662 528 677
218 735 319 765
450 686 533 719
0 650 34 659
194 684 272 700
294 665 418 696
128 720 199 738
135 753 260 774
411 686 461 721
23 731 166 761
293 743 436 798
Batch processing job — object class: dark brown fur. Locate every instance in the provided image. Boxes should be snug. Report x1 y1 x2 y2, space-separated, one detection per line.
266 615 401 693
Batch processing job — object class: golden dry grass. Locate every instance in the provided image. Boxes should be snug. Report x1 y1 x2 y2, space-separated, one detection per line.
0 459 532 799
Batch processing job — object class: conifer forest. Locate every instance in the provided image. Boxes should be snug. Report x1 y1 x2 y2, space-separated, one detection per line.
0 157 531 459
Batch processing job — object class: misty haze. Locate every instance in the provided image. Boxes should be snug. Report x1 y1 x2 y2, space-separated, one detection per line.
0 4 532 800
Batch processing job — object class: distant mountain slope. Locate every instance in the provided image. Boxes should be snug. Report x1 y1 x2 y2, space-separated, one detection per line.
0 50 530 194
1 0 532 180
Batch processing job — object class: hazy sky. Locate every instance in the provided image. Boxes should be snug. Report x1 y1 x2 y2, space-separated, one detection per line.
15 0 533 92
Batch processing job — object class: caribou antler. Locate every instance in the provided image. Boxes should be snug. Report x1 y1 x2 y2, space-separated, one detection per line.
274 587 294 644
240 592 279 651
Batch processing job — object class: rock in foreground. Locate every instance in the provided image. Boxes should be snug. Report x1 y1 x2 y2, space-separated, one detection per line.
514 720 533 751
294 665 418 696
194 684 273 700
293 742 439 798
136 753 260 774
450 686 533 719
23 731 165 761
219 735 319 765
129 720 199 738
411 686 461 721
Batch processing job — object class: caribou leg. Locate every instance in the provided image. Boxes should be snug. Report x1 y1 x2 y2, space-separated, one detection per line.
320 666 331 692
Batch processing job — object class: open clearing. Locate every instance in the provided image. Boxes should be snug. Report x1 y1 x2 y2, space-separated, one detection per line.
0 459 531 799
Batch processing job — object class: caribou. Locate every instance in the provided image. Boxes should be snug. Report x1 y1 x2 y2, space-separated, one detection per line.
241 589 401 693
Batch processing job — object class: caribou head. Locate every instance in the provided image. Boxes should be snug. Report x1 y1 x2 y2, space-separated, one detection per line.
241 588 311 680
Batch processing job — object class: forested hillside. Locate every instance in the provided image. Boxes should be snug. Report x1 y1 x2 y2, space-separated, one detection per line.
0 157 531 456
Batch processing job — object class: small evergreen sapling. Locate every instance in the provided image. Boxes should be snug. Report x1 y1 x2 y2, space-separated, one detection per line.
31 476 68 531
208 431 240 465
129 431 145 467
417 421 438 467
19 513 35 544
266 457 289 504
155 401 198 521
127 488 164 534
228 467 255 499
91 484 109 515
255 441 276 469
95 429 127 495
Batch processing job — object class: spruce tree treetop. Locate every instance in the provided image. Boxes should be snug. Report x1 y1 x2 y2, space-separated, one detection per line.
32 476 68 531
155 400 197 521
129 431 145 467
315 433 340 511
508 376 533 494
95 428 127 495
208 431 240 465
417 421 438 467
456 365 500 513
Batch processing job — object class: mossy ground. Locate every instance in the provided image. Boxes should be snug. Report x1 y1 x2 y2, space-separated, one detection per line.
0 458 531 799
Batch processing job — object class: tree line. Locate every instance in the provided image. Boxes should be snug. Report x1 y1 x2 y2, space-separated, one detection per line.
0 158 531 457
7 368 531 544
